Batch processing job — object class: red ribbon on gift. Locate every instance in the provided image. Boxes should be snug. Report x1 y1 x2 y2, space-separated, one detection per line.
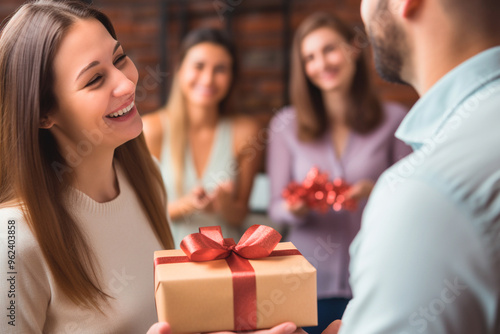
154 225 301 331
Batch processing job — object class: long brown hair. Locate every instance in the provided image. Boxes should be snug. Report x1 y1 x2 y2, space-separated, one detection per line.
290 12 383 141
0 0 173 311
164 28 238 196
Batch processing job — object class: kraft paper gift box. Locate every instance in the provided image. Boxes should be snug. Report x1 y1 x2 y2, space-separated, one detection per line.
154 225 317 333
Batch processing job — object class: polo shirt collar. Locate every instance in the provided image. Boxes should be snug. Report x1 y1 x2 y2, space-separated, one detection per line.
396 46 500 149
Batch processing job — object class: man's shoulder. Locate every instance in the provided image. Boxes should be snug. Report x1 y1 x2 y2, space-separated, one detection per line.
349 169 499 334
381 81 500 217
366 148 500 275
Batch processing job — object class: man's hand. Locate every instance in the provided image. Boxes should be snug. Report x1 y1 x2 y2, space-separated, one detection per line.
215 322 299 334
146 322 170 334
322 320 342 334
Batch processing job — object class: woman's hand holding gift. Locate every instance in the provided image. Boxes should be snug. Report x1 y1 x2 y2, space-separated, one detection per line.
147 322 302 334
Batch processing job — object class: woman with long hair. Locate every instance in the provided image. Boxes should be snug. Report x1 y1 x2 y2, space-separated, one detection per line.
0 1 173 332
267 12 412 333
143 28 262 247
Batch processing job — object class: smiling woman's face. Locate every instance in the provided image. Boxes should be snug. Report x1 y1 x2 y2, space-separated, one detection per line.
178 42 233 109
301 27 358 93
44 18 142 153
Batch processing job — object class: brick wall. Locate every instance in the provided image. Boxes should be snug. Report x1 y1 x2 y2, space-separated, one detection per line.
0 0 419 117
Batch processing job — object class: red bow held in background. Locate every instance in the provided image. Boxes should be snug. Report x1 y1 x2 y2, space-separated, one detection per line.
282 167 358 212
180 224 282 261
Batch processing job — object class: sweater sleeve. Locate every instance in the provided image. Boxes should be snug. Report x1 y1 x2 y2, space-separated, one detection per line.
266 110 311 226
0 207 50 333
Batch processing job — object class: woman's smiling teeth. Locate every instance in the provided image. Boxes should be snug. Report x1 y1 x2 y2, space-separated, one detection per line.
107 101 134 118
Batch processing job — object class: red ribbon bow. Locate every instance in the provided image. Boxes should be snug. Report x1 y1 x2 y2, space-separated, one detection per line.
180 224 282 261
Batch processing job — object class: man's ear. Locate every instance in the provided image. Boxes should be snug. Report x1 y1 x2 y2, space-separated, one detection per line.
39 115 55 129
399 0 423 18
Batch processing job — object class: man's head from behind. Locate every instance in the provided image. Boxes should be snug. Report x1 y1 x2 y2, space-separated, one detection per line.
361 0 500 89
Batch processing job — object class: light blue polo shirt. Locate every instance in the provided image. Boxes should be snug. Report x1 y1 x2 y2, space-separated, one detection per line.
340 47 500 334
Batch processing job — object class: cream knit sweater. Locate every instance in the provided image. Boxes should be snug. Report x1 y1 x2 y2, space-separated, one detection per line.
0 164 166 333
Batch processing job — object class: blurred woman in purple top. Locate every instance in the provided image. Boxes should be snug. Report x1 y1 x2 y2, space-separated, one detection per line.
267 12 412 334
